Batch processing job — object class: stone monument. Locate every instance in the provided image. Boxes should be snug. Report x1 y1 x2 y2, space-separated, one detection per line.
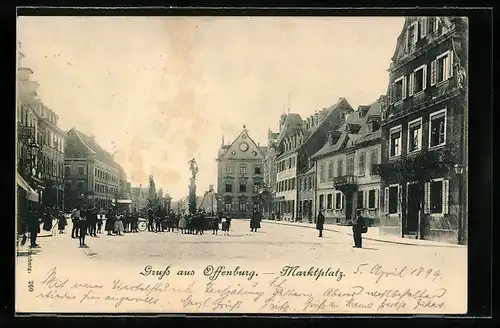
188 158 198 215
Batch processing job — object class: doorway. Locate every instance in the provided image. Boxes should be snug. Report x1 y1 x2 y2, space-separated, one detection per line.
345 191 354 223
406 182 421 234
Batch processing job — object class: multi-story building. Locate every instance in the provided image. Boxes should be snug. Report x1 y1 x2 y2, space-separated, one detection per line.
275 98 354 221
64 128 129 210
36 105 67 210
17 41 43 212
199 184 218 214
379 17 468 244
131 186 148 212
216 126 265 218
311 97 384 225
296 161 316 223
260 128 279 218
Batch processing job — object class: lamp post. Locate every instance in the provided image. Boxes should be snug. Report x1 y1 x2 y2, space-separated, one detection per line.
454 164 465 245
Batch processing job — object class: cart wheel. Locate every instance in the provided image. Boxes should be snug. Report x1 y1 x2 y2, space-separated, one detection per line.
138 221 147 232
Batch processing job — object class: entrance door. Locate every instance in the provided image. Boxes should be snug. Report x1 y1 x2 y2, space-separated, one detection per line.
406 183 420 234
345 192 354 223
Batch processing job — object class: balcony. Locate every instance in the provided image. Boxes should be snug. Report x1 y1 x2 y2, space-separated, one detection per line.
333 175 357 188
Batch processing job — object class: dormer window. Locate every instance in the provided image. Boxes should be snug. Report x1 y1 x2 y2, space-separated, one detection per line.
408 21 418 46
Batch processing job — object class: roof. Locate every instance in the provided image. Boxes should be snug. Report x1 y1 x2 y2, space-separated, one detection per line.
277 113 303 142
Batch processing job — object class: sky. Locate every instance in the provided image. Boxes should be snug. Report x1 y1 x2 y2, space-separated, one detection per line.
17 16 405 200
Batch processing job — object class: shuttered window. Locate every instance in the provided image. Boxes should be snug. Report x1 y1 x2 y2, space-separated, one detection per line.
384 187 389 214
358 152 366 176
426 179 449 214
335 192 343 210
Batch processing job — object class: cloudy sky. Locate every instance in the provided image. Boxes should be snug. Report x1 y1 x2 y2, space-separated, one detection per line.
17 16 404 200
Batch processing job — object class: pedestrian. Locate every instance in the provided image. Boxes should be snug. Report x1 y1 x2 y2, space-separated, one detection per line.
114 214 124 236
352 209 367 248
42 210 53 233
88 208 98 237
97 213 103 234
178 215 187 234
105 209 115 235
57 211 67 234
27 209 41 248
155 208 162 233
316 209 325 237
71 207 80 239
147 207 154 232
131 211 139 233
250 209 261 232
211 215 219 235
78 213 88 247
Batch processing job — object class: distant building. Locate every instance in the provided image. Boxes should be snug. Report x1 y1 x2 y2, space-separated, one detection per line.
64 128 128 210
275 98 354 221
216 126 265 218
131 186 148 212
260 129 279 218
379 17 468 244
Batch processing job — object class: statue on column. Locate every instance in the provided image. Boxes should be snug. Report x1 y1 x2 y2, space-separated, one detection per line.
188 158 198 215
188 158 198 179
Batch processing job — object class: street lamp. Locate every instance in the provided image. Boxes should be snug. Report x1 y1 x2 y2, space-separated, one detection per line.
454 164 465 245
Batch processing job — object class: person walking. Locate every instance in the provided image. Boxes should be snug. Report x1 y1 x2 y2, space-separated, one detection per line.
352 209 366 248
97 213 103 234
57 211 67 234
250 209 261 232
131 211 139 233
211 214 219 235
88 208 97 237
316 209 325 237
27 209 41 248
71 207 80 239
147 207 154 232
78 212 88 247
105 209 115 235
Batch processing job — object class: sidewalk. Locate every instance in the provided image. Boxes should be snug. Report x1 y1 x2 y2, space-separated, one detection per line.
261 219 465 248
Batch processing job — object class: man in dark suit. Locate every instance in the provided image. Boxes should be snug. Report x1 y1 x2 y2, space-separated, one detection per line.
316 209 325 237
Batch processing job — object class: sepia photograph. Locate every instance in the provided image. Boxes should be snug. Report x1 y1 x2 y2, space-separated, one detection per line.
15 11 469 314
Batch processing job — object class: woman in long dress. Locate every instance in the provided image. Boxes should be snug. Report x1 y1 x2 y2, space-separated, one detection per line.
178 215 187 234
105 210 115 235
57 211 67 233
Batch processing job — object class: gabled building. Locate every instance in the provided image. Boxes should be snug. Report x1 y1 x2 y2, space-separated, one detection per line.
275 97 354 221
379 17 468 244
64 128 128 210
311 97 384 225
260 128 279 218
216 126 265 218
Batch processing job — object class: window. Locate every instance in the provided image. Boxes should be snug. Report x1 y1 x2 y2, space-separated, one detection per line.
327 161 334 181
239 181 247 193
78 165 85 175
392 76 407 103
253 183 260 193
346 154 355 175
368 189 376 209
327 194 333 209
308 176 313 190
65 165 71 176
291 178 295 190
240 164 247 174
254 166 261 175
225 183 232 193
292 157 295 168
431 51 453 85
429 109 447 148
430 180 443 214
408 118 423 153
337 158 343 177
225 164 233 174
288 158 292 169
335 192 343 210
238 201 247 212
319 194 325 210
357 190 364 209
410 65 427 95
388 186 399 214
358 152 366 176
94 168 98 176
389 126 402 157
77 180 85 191
320 163 326 182
370 148 379 166
94 183 97 191
407 21 418 46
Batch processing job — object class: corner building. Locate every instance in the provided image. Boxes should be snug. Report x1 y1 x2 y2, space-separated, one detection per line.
379 17 468 244
216 126 266 218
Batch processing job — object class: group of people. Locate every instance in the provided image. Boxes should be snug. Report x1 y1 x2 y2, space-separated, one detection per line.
316 208 367 248
17 206 67 249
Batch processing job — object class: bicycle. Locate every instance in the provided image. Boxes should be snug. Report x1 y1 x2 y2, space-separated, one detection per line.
137 219 148 232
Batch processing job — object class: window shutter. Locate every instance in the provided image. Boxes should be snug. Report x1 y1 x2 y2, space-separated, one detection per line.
442 179 449 214
424 182 431 214
423 65 428 90
397 185 402 214
409 72 415 96
340 192 344 210
384 187 389 214
363 190 367 208
402 76 407 99
448 50 454 79
421 17 428 37
430 60 437 86
375 188 379 209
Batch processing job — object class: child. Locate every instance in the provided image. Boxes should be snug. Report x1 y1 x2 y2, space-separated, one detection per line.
97 214 103 234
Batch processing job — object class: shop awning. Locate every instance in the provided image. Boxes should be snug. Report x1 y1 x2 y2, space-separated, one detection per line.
116 199 132 204
17 172 39 202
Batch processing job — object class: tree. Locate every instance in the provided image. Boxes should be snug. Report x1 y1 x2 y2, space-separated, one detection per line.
158 188 164 199
148 175 157 206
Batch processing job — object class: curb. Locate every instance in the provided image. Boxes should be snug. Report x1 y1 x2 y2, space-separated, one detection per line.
260 220 465 248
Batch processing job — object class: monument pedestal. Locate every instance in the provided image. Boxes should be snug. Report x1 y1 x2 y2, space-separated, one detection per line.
188 177 197 215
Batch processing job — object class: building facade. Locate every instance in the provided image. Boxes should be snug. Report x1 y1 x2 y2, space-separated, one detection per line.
216 126 265 218
260 129 278 218
275 98 354 221
379 17 468 244
312 98 384 225
131 186 148 212
296 163 315 223
64 128 129 210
